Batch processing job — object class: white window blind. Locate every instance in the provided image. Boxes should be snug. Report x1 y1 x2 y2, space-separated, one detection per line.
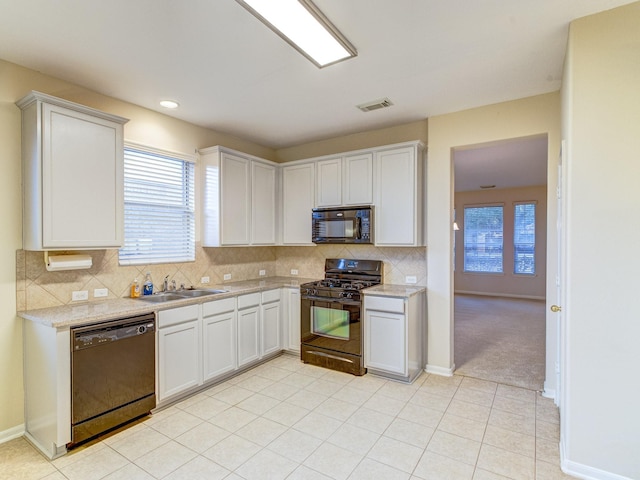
463 205 504 273
514 202 536 275
119 146 195 265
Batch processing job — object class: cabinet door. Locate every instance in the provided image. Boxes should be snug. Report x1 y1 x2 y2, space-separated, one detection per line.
42 102 123 248
261 300 281 357
221 152 250 245
251 161 276 245
157 320 201 402
365 310 406 375
237 306 260 367
286 289 301 352
375 147 417 245
343 153 373 205
203 311 237 382
282 163 315 244
316 158 342 207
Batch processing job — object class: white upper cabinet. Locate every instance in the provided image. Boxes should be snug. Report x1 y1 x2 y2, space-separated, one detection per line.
316 153 373 207
281 162 315 245
374 143 425 246
17 91 128 250
200 146 277 247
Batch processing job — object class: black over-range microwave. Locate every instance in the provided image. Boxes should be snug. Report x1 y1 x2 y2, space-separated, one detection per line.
312 206 373 244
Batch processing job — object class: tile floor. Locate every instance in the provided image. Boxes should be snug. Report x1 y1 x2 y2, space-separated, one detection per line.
1 354 576 480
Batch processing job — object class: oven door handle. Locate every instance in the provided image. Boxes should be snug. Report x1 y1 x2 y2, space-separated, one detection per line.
301 295 361 306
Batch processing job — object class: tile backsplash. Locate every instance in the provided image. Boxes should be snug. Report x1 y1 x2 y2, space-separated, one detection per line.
17 244 426 310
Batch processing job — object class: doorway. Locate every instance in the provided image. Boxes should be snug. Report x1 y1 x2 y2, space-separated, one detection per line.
452 135 548 389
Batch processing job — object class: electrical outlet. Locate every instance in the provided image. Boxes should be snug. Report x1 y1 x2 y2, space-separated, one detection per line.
72 290 89 301
259 270 266 276
93 288 108 298
223 273 232 281
201 276 210 284
290 269 298 276
405 276 417 284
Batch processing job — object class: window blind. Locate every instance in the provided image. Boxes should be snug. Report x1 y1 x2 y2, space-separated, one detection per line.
514 202 536 275
119 147 195 265
463 205 504 273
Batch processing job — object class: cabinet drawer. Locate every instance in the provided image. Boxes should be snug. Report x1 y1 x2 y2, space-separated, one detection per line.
202 297 236 316
158 304 199 328
238 292 261 309
365 296 405 314
261 289 280 304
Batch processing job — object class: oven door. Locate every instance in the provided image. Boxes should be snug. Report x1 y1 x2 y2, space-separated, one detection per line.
300 296 362 356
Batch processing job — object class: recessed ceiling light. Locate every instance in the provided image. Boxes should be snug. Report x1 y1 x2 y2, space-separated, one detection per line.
236 0 357 68
160 100 179 109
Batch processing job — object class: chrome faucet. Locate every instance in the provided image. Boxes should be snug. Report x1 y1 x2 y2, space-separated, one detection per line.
163 275 169 292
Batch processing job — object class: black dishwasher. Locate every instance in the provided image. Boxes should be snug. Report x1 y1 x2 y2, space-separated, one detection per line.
70 312 156 446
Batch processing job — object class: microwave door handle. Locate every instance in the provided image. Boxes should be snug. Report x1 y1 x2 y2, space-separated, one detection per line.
355 216 362 240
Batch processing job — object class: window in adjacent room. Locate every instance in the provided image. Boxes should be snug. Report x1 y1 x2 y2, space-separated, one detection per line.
514 202 536 275
463 205 504 273
119 144 195 265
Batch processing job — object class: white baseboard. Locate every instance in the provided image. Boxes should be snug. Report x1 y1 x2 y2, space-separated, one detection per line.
0 424 24 445
425 364 455 377
542 380 556 402
454 290 545 301
561 441 633 480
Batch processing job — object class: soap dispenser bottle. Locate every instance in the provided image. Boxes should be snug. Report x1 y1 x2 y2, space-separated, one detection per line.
143 272 154 295
130 278 141 298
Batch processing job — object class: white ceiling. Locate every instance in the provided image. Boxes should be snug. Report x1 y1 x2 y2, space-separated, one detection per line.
0 0 632 153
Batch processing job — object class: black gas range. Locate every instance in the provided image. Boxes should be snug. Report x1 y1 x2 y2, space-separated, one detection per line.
300 258 383 375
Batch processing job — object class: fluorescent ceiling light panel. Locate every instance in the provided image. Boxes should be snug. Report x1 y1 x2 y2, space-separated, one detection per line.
237 0 357 68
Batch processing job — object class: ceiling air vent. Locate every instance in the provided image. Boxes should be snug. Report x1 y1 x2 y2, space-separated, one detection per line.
357 98 394 112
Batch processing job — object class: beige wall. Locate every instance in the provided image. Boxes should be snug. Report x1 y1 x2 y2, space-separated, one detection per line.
427 93 561 376
454 186 547 299
561 3 640 477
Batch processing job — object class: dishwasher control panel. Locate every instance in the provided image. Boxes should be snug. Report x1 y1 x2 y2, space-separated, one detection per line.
72 313 155 350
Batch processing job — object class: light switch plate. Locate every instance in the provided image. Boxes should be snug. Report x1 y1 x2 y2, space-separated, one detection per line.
259 270 266 276
290 269 298 275
223 273 232 281
93 288 108 298
72 290 89 301
201 276 210 284
405 276 417 284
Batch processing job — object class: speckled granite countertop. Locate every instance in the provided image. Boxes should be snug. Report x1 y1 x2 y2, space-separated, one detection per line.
364 284 426 298
17 276 316 329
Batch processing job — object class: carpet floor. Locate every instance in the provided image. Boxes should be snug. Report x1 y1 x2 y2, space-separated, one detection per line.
454 294 546 391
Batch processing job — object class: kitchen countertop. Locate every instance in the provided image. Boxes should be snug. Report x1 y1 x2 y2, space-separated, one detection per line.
17 276 316 329
17 276 426 329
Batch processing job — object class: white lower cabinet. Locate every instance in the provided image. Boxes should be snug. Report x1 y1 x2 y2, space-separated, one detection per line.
364 291 425 383
282 287 301 353
157 305 202 402
237 293 261 368
261 289 281 357
202 297 237 382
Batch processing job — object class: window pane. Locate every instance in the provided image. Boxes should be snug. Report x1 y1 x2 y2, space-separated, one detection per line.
119 147 195 265
514 203 536 275
464 206 503 273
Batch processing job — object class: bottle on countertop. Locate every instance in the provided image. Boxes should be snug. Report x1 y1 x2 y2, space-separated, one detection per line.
130 278 141 298
142 272 153 296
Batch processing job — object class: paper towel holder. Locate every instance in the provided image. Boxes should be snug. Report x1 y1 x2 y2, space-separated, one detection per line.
44 252 93 272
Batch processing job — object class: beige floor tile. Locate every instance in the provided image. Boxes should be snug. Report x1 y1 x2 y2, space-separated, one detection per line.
347 407 395 434
235 374 275 392
327 423 381 455
459 377 498 394
304 442 363 480
536 419 560 441
108 426 170 461
535 437 561 464
102 462 156 479
202 434 261 471
0 437 58 480
286 388 329 409
174 421 230 453
148 409 204 437
293 411 342 440
319 369 357 385
58 446 129 480
332 385 375 406
398 403 444 428
410 389 454 412
367 436 424 473
377 380 421 402
453 387 495 408
287 465 333 479
133 440 196 479
419 382 460 399
384 417 435 449
235 449 298 480
476 444 535 480
363 391 408 416
266 428 322 463
208 406 258 432
472 468 513 479
535 459 577 479
496 384 537 403
492 395 536 418
305 378 346 396
488 409 536 437
211 385 255 406
162 455 230 480
413 450 475 480
52 441 107 469
347 372 388 392
314 396 359 422
446 399 491 423
482 424 535 458
426 431 481 466
437 413 487 442
349 458 411 480
42 471 72 480
280 372 318 388
236 392 281 415
260 381 300 401
235 417 288 447
299 363 331 378
263 401 310 427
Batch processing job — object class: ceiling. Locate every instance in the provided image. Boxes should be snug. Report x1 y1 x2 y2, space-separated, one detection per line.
0 0 632 154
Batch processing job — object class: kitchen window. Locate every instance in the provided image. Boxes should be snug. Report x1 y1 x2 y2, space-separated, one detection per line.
119 144 195 265
514 202 536 275
463 205 504 273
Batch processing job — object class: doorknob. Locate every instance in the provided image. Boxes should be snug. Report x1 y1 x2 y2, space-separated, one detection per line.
551 305 562 313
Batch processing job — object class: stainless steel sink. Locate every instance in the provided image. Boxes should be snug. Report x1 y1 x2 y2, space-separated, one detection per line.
175 289 228 297
138 293 187 302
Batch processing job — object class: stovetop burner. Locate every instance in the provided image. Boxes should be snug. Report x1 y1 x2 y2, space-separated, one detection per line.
301 258 383 297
